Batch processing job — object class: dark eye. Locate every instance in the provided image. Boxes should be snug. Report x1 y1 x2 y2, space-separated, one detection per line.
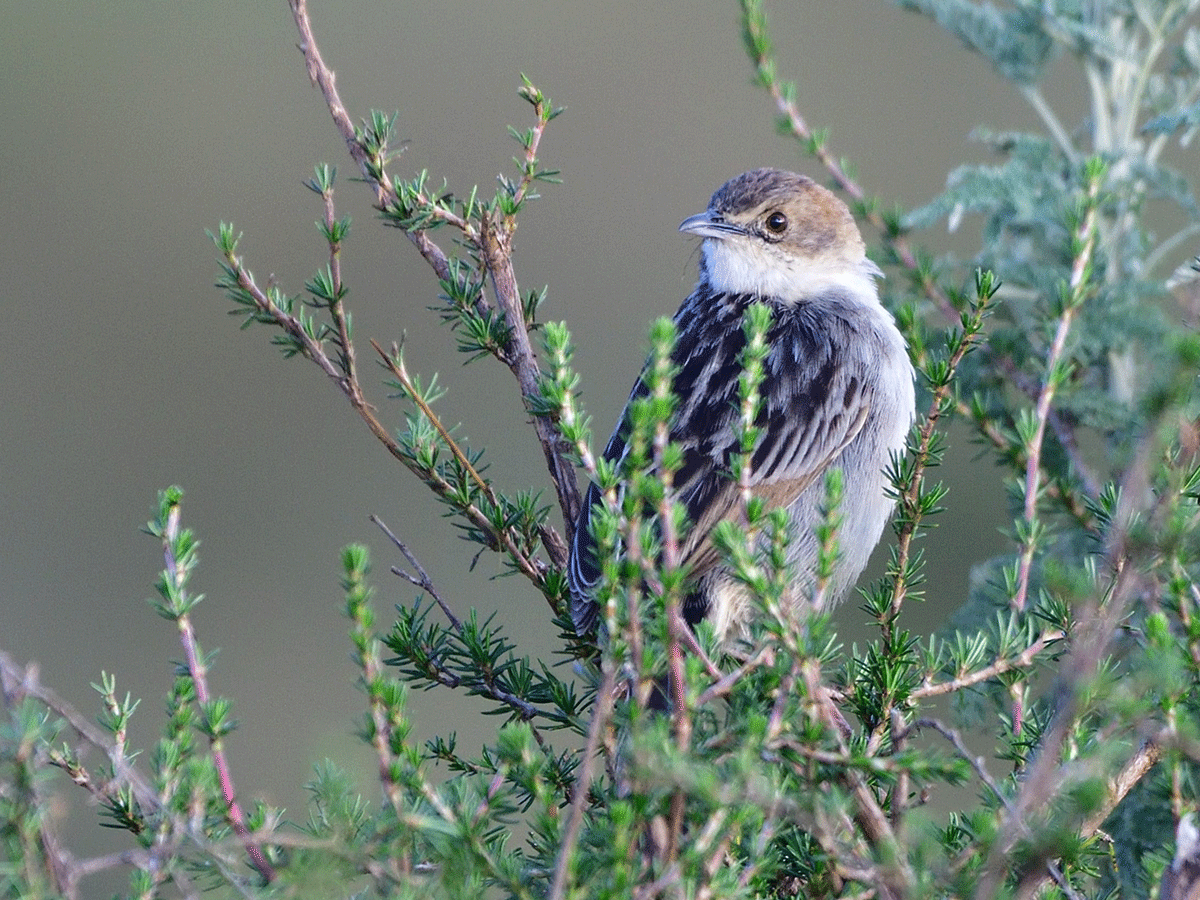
764 211 788 234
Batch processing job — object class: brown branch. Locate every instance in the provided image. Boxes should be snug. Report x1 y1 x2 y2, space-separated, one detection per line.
477 213 579 557
289 0 580 561
316 175 361 403
370 339 552 595
288 0 452 281
371 514 463 632
911 628 1064 700
224 238 560 599
798 659 914 900
0 654 157 810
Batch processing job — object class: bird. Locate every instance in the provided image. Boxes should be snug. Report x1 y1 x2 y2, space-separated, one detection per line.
567 168 915 648
1161 813 1200 900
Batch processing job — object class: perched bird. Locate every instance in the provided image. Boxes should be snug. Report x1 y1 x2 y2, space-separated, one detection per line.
1161 813 1200 900
568 168 915 646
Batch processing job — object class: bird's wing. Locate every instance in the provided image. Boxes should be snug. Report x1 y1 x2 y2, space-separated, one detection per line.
568 293 875 635
672 322 872 578
568 375 649 635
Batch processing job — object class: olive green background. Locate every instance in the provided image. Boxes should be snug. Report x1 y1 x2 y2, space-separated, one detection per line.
2 0 1093 872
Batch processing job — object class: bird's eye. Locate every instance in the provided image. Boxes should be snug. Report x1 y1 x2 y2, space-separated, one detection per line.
764 211 788 234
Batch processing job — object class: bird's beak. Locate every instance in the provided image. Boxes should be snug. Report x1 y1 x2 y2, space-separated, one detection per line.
679 210 746 240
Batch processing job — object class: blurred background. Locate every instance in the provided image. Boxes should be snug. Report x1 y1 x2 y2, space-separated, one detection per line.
2 0 1103 874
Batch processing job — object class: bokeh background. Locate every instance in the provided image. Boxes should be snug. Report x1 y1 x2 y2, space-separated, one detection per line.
2 0 1109 880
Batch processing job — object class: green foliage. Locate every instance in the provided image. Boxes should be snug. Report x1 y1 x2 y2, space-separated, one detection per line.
7 1 1200 898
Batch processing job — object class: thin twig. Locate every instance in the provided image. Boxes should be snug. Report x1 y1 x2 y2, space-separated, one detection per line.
910 718 1011 812
798 659 914 900
1012 170 1101 611
888 292 992 635
741 0 959 327
223 246 558 600
370 514 462 631
548 663 616 900
290 0 580 553
0 653 157 809
0 660 240 899
911 629 1064 700
161 504 276 884
287 0 452 280
696 644 774 706
370 339 551 596
317 175 361 402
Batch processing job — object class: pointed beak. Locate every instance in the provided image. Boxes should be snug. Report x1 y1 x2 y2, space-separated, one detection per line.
678 210 746 240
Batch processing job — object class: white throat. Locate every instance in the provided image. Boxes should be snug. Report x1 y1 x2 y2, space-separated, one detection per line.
702 238 882 305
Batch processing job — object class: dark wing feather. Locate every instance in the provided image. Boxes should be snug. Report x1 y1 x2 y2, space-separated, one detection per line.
669 293 872 580
568 375 649 634
568 287 872 635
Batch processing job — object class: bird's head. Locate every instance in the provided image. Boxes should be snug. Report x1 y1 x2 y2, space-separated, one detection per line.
679 168 878 303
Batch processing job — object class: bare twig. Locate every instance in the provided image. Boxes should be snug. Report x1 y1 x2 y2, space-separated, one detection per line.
370 514 462 631
911 718 1011 812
